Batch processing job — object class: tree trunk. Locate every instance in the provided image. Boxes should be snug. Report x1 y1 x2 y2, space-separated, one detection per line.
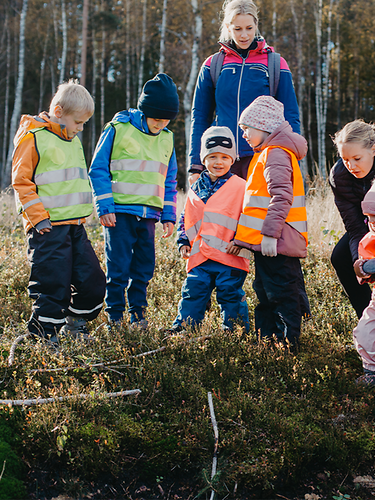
38 28 49 113
100 16 106 129
91 27 98 157
3 0 28 188
1 13 10 180
336 4 341 129
138 0 147 96
81 0 90 86
183 0 202 190
159 0 167 73
125 0 131 108
290 0 308 180
59 0 67 85
272 0 277 48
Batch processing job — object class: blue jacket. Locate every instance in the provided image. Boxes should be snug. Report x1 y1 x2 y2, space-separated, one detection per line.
177 170 233 249
189 38 300 173
89 108 178 223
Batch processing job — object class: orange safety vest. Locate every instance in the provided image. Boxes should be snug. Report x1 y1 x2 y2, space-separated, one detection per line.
235 146 308 246
184 175 250 273
358 232 375 260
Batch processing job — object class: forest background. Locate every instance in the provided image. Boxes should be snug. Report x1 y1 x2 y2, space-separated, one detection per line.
1 0 374 190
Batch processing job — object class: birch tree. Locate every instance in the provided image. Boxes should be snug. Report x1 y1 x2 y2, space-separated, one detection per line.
80 0 90 86
314 0 334 179
290 0 308 179
59 0 67 85
159 0 168 73
3 0 28 188
138 0 147 96
183 0 202 189
2 12 10 175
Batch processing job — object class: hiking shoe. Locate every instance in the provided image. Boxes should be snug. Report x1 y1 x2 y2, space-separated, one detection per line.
60 316 94 341
106 319 123 333
355 373 375 387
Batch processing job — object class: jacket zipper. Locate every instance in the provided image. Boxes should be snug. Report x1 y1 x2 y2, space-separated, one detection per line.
236 57 246 161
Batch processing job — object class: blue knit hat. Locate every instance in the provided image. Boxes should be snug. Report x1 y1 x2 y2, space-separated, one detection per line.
137 73 179 120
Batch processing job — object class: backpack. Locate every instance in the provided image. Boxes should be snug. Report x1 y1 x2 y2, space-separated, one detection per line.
209 49 281 97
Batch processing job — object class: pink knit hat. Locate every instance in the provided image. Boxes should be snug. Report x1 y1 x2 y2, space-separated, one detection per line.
239 96 285 133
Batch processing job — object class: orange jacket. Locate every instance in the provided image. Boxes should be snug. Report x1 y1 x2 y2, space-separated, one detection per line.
184 175 250 273
12 112 88 233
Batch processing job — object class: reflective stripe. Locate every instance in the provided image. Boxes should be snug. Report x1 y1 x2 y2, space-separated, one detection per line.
238 213 264 231
288 221 308 233
244 194 306 209
38 315 65 325
186 219 202 242
68 302 103 315
201 233 229 253
96 193 113 201
292 195 306 208
244 195 270 209
203 211 238 231
110 158 168 176
112 182 163 198
23 197 42 210
190 239 201 256
163 200 177 207
35 167 88 185
40 192 92 209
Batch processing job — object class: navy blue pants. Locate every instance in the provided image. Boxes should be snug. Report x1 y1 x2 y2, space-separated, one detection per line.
103 213 156 323
253 252 310 344
331 232 371 318
27 224 106 337
173 259 249 332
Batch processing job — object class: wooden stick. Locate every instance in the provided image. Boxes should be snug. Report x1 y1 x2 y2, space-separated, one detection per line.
208 391 219 500
0 389 141 407
8 332 31 366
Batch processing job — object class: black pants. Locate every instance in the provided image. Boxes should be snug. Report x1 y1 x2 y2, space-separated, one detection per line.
331 232 371 319
253 252 310 345
27 224 106 336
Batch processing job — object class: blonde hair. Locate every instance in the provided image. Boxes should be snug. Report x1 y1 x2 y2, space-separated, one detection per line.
333 119 375 152
49 79 95 117
219 0 259 43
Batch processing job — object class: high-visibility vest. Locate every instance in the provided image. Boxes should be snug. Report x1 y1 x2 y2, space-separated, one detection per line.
29 128 93 222
359 232 375 260
235 146 308 246
108 121 174 209
184 175 250 273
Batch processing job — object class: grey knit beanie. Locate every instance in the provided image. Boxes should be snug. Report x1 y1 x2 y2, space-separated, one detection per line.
239 96 285 133
200 126 236 163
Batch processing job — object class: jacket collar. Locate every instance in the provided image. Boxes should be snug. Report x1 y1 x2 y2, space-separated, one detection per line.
219 37 270 59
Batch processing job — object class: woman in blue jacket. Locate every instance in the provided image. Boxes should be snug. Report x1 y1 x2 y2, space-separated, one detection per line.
188 0 300 182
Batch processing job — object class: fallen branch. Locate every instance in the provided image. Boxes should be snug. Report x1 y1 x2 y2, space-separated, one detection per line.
8 332 31 367
208 391 219 500
0 460 6 482
0 389 141 407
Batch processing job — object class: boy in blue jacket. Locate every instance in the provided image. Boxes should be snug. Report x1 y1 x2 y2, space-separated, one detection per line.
89 73 179 328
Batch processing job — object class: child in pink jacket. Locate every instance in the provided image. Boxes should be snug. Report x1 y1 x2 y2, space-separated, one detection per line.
353 183 375 386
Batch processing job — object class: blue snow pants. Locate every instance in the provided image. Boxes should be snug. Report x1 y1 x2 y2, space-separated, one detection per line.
173 259 249 332
103 213 156 323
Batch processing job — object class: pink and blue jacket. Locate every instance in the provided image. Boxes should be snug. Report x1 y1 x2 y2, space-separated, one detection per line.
188 38 300 173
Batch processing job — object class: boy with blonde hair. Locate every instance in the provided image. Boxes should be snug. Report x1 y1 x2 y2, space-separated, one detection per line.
12 80 106 344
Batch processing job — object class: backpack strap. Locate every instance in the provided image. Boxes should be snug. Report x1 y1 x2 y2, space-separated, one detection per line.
210 51 225 89
267 51 281 97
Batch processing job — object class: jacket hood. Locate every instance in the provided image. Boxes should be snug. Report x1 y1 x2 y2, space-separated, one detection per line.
219 37 270 58
362 179 375 215
254 121 307 161
111 108 169 134
14 111 70 149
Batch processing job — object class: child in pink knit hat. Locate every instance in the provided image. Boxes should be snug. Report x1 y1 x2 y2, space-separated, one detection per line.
228 95 310 348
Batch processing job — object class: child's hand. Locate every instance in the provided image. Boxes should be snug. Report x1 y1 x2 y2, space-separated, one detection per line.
354 258 371 278
261 235 277 257
39 227 51 235
100 213 116 227
226 241 242 255
162 222 174 238
180 246 191 259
